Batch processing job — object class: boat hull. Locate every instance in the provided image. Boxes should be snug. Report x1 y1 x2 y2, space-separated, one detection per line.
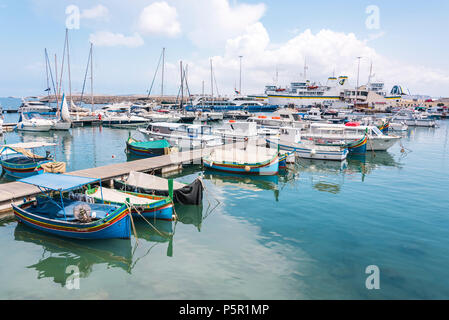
126 143 168 157
17 124 52 132
88 188 174 221
0 158 51 179
51 121 71 130
267 139 348 161
203 156 280 175
13 202 131 240
301 134 400 151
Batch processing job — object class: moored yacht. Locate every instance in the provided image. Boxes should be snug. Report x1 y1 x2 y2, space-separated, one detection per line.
302 122 401 151
138 122 223 149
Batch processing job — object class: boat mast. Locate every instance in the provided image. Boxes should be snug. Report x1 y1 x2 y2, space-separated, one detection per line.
180 61 183 109
55 54 59 107
356 56 362 109
90 43 94 112
45 49 50 102
161 47 165 97
210 58 213 100
239 55 243 95
367 61 373 85
66 28 73 106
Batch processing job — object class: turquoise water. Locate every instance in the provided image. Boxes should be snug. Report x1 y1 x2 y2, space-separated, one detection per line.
1 97 449 299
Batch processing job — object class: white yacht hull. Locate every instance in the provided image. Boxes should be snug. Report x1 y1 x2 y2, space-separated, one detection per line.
267 138 348 161
17 123 52 132
301 133 400 151
137 128 223 149
51 121 71 130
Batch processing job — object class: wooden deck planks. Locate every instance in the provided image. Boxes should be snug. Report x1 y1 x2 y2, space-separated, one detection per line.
0 147 216 213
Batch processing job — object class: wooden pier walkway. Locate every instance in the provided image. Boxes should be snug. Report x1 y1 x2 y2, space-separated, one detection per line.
0 146 220 215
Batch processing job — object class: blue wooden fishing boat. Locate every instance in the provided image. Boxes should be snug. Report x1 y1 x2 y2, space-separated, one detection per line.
126 134 173 157
12 173 131 240
0 143 54 179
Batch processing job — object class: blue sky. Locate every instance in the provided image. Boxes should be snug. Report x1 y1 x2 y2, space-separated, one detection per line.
1 0 448 97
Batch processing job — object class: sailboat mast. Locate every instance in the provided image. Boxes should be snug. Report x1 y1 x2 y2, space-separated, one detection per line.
239 55 243 94
55 54 59 107
66 28 73 106
210 59 213 99
90 43 94 112
368 61 373 85
45 49 50 101
161 47 165 97
180 61 184 108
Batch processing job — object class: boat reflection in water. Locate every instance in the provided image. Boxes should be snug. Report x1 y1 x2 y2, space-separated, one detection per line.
203 170 285 201
295 150 402 192
346 151 402 181
13 219 173 286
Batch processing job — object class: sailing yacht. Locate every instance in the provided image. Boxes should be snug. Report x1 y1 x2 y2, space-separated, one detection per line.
51 94 71 130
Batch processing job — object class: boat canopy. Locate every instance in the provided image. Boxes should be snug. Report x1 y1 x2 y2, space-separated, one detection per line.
130 139 171 149
18 173 101 192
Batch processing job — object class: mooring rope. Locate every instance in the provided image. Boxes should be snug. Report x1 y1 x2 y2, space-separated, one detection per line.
126 200 165 237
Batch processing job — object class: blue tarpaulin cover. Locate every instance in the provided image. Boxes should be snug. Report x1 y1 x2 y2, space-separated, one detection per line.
19 173 100 191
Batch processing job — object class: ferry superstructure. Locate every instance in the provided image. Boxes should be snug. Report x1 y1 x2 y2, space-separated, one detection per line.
266 76 351 107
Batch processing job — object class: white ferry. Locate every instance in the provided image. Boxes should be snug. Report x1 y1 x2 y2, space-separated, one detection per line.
266 76 351 107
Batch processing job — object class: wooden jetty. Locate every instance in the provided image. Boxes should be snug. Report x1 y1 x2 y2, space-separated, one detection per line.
0 144 237 216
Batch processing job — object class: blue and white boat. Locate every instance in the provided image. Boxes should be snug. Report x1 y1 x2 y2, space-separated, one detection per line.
185 96 278 113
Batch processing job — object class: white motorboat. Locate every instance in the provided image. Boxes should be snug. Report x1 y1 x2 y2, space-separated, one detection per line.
266 127 348 161
213 121 259 142
138 122 223 149
247 109 307 129
301 122 401 151
17 113 53 132
392 109 436 127
101 113 149 127
18 97 54 115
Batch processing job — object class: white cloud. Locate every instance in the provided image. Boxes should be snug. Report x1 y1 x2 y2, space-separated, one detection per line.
89 31 144 48
182 25 449 97
174 0 266 48
81 4 109 20
138 2 181 37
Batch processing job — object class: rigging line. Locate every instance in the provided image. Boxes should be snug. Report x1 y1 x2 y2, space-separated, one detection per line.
58 31 68 97
79 46 92 107
147 49 164 99
175 64 186 107
45 50 50 100
183 65 193 105
213 68 220 97
45 49 58 104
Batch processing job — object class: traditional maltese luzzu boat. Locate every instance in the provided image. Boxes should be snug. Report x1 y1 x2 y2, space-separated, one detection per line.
12 173 131 240
0 142 56 179
203 146 280 175
86 186 174 220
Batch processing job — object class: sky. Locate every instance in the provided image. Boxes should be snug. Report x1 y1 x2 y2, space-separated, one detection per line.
0 0 449 98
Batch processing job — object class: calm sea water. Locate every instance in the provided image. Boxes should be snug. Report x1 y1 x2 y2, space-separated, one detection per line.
0 97 448 299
